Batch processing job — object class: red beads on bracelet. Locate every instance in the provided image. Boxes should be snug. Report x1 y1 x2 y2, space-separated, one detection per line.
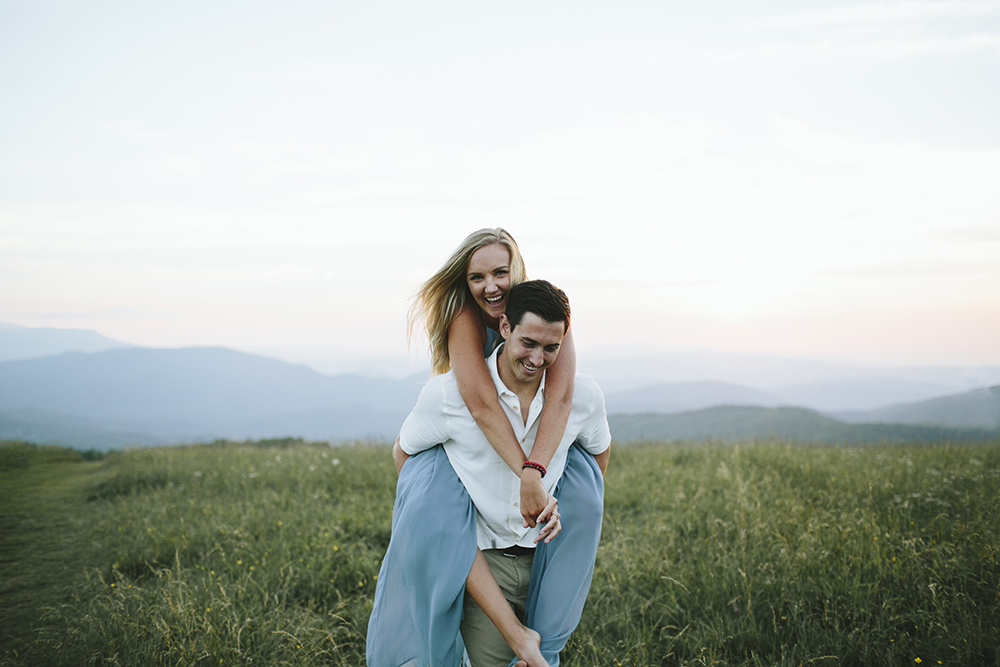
521 460 547 477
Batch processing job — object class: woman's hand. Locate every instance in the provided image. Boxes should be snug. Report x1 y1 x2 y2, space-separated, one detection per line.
532 494 562 544
519 468 549 527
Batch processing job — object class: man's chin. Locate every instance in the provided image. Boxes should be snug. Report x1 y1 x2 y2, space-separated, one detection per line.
515 364 545 383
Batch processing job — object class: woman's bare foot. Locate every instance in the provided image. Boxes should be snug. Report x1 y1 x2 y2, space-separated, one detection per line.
510 626 547 667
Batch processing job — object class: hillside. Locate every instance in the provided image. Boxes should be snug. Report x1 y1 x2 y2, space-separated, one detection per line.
607 405 998 444
1 334 997 449
0 348 422 446
580 348 1000 408
769 377 965 412
5 441 998 665
0 408 164 450
835 387 1000 429
0 322 130 362
603 381 781 414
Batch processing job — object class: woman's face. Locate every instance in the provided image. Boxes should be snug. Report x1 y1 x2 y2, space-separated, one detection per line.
466 243 512 322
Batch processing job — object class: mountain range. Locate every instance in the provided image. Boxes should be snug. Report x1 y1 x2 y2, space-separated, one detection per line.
579 347 1000 410
607 406 998 445
0 323 997 449
0 321 131 362
0 346 420 446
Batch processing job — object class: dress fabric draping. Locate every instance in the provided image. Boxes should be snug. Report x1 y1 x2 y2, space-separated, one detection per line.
366 443 604 667
366 446 476 667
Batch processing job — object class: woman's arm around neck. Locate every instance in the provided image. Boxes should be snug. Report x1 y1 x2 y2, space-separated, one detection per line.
448 304 527 475
519 326 575 522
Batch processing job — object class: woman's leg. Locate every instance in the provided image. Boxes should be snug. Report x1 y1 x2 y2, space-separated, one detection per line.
369 446 549 666
368 447 475 667
465 549 546 667
521 444 605 666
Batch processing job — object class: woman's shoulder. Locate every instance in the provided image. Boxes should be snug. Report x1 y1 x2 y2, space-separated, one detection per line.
448 303 488 344
446 303 494 384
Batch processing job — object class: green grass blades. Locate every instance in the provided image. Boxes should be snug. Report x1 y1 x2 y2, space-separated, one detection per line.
3 439 999 666
1 442 104 665
574 443 1000 666
3 441 392 667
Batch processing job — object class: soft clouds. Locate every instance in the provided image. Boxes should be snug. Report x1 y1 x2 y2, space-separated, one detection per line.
1 1 998 366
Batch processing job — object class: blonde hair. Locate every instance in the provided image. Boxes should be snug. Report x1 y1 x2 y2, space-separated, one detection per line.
409 228 527 375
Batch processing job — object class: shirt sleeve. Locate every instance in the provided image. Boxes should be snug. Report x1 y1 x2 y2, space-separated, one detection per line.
398 376 451 455
574 377 612 455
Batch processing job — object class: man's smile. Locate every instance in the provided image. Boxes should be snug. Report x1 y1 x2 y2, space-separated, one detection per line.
519 360 539 373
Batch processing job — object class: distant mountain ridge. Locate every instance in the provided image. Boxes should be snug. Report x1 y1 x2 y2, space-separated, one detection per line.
608 406 997 444
836 387 1000 429
0 347 421 445
0 407 166 450
0 321 131 362
603 381 782 414
1 323 998 449
581 348 1000 409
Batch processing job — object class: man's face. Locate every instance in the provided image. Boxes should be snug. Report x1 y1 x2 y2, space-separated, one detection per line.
499 312 566 387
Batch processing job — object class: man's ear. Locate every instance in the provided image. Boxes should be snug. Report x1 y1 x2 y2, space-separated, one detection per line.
499 314 510 340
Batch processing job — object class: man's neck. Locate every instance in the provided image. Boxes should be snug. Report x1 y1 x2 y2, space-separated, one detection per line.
494 352 542 424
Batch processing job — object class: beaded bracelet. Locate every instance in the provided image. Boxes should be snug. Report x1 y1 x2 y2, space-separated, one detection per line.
521 460 547 477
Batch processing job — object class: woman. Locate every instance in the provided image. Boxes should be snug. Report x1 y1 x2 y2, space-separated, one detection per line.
367 229 604 667
409 228 576 529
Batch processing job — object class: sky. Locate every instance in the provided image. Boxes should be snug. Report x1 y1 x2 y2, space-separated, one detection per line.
2 0 999 375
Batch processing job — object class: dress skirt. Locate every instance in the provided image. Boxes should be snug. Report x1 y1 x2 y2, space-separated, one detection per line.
366 443 604 667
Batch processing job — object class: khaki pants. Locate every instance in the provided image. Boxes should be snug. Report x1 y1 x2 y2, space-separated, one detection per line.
460 548 534 667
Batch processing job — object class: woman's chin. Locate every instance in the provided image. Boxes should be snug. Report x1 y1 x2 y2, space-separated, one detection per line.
479 300 505 320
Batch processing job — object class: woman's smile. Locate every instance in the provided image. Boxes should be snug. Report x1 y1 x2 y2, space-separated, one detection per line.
466 244 512 323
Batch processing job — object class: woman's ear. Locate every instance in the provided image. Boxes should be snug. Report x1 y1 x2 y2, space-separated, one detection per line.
499 314 511 339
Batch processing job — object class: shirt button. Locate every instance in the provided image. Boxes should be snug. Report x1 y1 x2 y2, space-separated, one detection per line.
514 502 519 507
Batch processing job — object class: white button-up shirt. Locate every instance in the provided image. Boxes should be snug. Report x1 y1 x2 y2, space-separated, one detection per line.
398 347 611 550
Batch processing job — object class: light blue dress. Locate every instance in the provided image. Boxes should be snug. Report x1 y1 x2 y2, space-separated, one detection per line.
366 330 604 667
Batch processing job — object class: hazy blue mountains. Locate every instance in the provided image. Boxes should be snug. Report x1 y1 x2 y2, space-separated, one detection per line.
582 348 1000 411
2 323 998 449
836 387 1000 429
603 381 782 414
0 407 164 450
0 347 423 447
608 405 998 444
0 321 131 362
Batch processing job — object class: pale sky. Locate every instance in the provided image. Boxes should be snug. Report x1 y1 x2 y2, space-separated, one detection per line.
2 0 999 374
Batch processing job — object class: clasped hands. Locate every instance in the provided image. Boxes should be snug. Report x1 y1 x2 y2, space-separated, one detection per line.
520 467 561 543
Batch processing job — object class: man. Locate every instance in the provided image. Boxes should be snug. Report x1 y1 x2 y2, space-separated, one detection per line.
392 280 611 666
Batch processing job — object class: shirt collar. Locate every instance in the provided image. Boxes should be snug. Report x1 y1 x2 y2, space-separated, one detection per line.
488 344 546 400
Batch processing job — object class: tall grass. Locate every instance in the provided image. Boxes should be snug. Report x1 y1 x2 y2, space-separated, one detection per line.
1 441 104 665
575 443 1000 666
5 440 1000 666
16 441 393 667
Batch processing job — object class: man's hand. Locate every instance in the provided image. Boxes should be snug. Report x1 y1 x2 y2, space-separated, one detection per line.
595 447 609 477
519 468 549 527
391 435 409 474
534 494 561 544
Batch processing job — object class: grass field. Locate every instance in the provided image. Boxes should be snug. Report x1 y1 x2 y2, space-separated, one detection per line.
2 438 998 666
